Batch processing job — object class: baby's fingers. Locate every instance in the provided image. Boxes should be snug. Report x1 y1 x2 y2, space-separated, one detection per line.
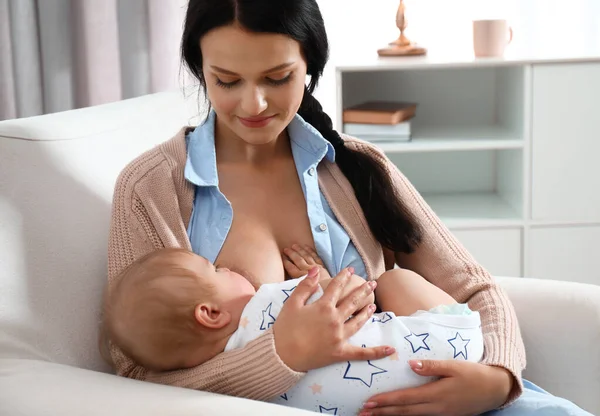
283 247 311 270
283 258 305 278
303 244 324 266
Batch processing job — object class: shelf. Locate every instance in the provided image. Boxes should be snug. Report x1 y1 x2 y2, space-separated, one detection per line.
423 191 523 228
360 126 523 153
335 49 600 73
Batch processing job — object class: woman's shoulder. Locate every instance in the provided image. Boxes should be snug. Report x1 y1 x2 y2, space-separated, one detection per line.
340 133 389 163
113 126 193 196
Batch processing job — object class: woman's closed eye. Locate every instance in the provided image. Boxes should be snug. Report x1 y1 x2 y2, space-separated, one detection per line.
215 78 240 89
215 73 293 89
265 72 293 86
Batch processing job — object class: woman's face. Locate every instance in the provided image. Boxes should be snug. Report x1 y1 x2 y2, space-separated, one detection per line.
200 24 308 145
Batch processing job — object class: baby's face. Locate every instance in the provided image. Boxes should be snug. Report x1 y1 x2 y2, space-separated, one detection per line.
186 254 257 314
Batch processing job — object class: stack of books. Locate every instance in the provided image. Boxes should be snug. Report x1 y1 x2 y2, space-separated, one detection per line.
342 101 417 143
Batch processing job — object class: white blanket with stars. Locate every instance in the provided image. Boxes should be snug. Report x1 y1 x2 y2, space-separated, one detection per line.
224 277 483 416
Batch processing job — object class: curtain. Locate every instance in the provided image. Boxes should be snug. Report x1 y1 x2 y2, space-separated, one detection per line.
0 0 189 121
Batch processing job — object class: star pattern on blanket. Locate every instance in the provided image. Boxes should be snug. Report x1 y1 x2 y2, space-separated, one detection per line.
404 332 431 353
282 285 297 303
259 303 276 330
280 393 288 401
318 405 338 414
343 344 387 387
371 312 393 324
448 332 470 360
309 383 323 394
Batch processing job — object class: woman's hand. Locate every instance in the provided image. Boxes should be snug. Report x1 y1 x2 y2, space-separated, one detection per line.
273 267 395 372
360 360 514 416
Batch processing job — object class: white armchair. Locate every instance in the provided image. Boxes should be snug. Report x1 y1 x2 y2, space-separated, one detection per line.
1 91 599 416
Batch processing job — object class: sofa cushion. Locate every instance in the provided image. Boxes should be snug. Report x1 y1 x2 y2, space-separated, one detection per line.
0 90 204 371
0 358 315 416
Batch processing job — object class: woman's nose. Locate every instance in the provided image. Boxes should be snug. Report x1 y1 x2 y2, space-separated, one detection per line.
240 85 268 115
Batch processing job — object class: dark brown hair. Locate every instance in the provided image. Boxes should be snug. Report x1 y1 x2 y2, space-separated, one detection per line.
181 0 422 253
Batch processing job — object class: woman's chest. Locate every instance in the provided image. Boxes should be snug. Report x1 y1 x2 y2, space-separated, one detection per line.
214 166 317 286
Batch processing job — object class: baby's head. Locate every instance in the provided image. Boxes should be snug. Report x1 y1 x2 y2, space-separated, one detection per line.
103 248 256 371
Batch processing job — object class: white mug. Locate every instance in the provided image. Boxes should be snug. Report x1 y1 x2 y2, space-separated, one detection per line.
473 19 513 58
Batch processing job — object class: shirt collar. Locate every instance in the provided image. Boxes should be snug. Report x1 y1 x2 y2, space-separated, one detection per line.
288 113 336 164
184 110 219 187
184 110 336 187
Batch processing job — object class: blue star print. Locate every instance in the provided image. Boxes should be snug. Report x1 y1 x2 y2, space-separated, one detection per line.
372 312 393 324
404 332 431 353
319 405 338 414
260 303 276 330
448 332 470 359
282 286 297 303
280 393 288 401
343 344 387 387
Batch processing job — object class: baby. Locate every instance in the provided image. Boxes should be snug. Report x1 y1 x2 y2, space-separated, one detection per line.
104 247 483 415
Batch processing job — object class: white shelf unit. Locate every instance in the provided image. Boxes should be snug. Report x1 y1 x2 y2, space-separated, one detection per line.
386 149 524 229
335 59 600 284
337 66 527 227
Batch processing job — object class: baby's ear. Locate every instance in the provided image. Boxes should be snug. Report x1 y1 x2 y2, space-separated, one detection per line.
194 303 231 329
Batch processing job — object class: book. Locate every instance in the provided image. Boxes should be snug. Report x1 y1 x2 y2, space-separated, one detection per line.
343 121 411 137
342 101 417 125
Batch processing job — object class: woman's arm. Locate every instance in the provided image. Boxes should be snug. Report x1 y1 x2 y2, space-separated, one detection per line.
105 155 391 400
105 159 304 400
387 160 525 403
346 138 526 405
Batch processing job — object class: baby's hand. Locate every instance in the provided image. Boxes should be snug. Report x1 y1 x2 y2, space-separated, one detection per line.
283 244 331 279
283 244 375 311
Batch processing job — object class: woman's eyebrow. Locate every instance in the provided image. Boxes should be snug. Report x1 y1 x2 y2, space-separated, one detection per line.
209 62 295 76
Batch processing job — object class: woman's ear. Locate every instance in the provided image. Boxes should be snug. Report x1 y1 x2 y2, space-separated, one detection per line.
194 303 232 329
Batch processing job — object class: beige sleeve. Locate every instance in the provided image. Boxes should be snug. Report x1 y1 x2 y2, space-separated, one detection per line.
105 161 304 400
359 143 526 406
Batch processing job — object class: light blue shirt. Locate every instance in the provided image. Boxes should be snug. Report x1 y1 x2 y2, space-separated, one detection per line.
184 110 367 279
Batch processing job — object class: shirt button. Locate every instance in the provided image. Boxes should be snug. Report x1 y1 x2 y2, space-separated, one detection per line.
308 167 316 176
318 223 327 232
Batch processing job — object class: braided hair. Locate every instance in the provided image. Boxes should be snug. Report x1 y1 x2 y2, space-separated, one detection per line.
298 86 421 253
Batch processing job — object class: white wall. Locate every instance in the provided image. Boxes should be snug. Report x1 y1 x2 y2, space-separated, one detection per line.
315 0 600 126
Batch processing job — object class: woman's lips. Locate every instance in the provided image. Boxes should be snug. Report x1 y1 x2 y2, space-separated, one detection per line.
238 115 275 128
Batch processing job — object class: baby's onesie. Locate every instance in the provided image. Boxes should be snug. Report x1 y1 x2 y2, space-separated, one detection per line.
224 277 483 416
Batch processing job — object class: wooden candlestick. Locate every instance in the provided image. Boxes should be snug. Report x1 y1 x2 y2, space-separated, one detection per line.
390 0 410 47
378 0 426 57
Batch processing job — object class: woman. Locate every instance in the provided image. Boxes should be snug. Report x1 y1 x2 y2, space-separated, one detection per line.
105 0 591 415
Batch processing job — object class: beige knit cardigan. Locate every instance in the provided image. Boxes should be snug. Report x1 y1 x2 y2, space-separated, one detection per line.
106 128 526 404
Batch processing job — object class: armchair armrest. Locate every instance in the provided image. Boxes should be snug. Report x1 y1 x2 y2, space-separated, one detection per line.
0 359 315 416
496 277 600 415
